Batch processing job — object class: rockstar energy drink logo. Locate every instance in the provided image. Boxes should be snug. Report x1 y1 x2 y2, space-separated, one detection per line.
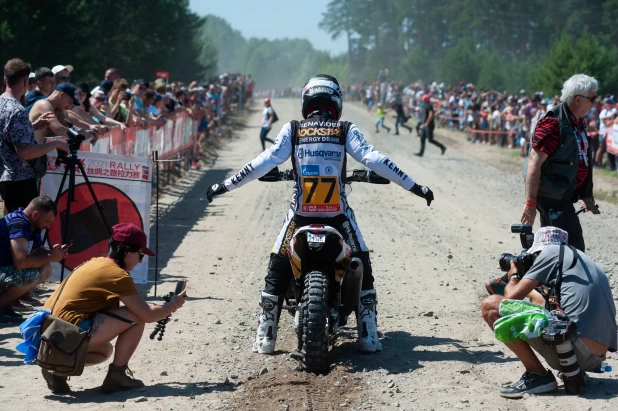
279 220 297 256
298 127 342 137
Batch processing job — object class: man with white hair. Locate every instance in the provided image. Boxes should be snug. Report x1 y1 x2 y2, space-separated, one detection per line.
521 74 598 252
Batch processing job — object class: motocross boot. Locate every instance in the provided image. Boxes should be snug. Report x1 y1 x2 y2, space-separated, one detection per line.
356 289 383 353
252 292 283 354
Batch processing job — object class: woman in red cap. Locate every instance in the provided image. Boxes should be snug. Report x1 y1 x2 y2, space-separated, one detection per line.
41 223 187 395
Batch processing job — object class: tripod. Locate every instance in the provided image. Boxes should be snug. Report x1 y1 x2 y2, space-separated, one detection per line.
46 151 112 281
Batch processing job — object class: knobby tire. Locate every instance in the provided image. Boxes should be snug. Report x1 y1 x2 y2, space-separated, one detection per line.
301 270 330 374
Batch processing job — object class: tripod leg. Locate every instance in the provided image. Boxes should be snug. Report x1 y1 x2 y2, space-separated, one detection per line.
43 166 70 248
76 160 112 236
59 166 76 282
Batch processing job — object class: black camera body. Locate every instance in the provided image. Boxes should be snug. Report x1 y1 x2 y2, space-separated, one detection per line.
499 251 535 273
498 224 535 274
541 312 578 345
65 126 86 153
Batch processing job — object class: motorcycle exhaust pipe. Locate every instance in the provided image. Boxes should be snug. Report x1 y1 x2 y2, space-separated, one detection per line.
341 257 363 312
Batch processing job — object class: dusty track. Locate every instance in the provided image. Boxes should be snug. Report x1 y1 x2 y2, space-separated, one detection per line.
1 100 617 410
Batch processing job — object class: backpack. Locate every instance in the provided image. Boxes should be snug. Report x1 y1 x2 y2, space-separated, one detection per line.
271 108 279 124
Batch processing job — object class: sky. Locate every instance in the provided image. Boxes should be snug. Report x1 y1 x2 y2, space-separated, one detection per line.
189 0 348 55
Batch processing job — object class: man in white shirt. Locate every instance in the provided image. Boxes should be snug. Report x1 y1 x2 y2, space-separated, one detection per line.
596 98 615 167
260 98 276 150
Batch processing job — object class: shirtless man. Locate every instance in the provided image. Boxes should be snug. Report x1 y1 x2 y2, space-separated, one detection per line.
29 83 95 144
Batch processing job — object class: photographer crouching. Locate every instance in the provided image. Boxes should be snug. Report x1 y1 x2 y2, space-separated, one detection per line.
481 226 616 398
40 223 188 395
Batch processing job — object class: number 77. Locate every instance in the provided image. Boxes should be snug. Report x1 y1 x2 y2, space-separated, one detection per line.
305 177 337 203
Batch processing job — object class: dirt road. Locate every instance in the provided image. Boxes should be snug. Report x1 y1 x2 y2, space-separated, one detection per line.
1 100 617 410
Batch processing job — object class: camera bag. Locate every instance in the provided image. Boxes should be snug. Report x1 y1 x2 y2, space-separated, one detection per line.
36 269 90 377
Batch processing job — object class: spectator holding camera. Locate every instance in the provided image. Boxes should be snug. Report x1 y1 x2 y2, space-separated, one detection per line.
29 83 88 145
75 83 126 131
108 78 131 123
521 74 598 252
0 197 67 323
0 59 70 213
481 226 616 398
41 223 188 394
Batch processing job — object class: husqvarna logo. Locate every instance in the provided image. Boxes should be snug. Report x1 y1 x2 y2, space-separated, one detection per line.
297 148 342 161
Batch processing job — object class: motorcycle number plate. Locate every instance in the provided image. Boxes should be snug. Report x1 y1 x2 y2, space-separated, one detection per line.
307 232 326 243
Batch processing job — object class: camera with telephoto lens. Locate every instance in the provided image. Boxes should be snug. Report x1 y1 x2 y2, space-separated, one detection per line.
541 311 586 394
498 224 535 274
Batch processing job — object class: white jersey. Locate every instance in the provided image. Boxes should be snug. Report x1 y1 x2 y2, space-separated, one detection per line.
222 116 416 218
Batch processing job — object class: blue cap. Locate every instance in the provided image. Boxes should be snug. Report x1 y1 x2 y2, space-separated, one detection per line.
99 79 113 95
55 83 80 106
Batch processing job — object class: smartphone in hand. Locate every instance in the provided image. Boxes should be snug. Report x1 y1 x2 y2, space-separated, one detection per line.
174 280 187 296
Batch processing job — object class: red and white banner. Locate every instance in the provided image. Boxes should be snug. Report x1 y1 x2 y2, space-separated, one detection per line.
42 151 153 284
79 112 199 159
155 71 169 79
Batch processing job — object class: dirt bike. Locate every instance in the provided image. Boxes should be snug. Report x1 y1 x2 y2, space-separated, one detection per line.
258 167 390 373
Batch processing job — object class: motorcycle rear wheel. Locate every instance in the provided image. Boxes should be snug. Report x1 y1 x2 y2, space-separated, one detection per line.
300 270 330 373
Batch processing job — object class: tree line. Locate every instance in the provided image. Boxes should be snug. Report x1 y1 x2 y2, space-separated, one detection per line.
197 1 618 96
197 15 349 90
0 0 210 84
318 0 618 95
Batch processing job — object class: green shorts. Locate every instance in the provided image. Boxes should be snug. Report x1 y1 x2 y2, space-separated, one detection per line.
0 265 41 294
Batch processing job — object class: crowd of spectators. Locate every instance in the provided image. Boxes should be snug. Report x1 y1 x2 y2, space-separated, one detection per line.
346 70 617 172
0 57 254 324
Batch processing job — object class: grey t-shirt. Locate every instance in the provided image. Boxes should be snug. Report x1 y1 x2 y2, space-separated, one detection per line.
524 244 617 351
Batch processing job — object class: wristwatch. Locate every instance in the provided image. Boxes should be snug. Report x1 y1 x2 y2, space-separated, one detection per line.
509 272 521 281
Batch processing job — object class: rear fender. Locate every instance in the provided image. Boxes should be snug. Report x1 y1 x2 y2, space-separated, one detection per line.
288 225 351 280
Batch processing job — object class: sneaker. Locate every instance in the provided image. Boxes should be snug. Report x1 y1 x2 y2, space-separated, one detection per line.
11 300 34 312
357 290 382 353
252 292 282 354
41 369 72 394
414 153 423 157
499 370 558 398
2 305 23 319
100 364 145 394
485 275 508 296
441 146 447 155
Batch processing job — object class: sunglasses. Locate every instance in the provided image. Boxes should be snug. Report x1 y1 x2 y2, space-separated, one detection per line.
138 251 145 261
576 94 596 103
94 96 105 102
57 76 71 82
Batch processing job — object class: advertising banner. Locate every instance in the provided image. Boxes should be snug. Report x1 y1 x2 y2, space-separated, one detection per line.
41 151 153 283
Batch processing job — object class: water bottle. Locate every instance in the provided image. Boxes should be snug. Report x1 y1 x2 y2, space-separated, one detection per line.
593 362 612 373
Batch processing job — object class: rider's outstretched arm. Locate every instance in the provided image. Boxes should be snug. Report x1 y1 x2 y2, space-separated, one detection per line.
206 123 293 202
345 124 434 206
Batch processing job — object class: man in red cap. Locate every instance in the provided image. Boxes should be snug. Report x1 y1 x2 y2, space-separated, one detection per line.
260 97 277 150
41 223 187 395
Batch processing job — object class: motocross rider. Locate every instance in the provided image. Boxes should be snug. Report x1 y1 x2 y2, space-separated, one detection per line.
206 74 435 354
